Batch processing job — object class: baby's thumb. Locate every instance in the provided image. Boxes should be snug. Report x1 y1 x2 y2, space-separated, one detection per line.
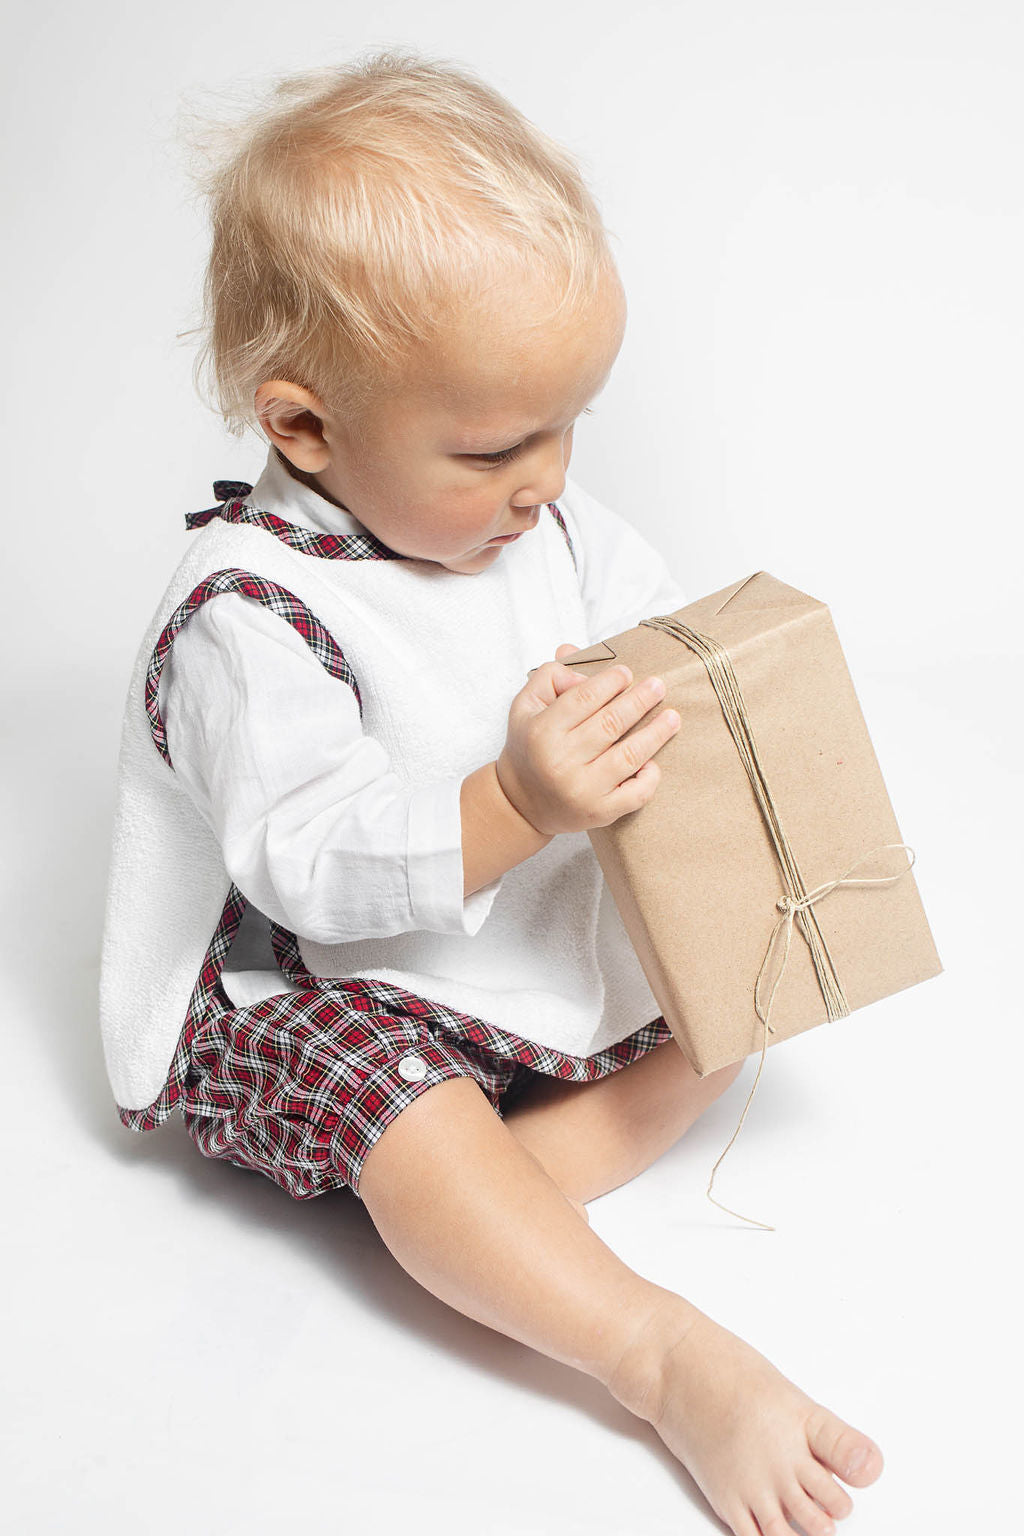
546 641 591 700
520 647 587 713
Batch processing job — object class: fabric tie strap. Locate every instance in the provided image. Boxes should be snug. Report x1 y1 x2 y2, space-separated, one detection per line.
638 614 918 1230
187 481 255 530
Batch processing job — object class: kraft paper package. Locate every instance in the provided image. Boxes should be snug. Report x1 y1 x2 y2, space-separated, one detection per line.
564 572 942 1224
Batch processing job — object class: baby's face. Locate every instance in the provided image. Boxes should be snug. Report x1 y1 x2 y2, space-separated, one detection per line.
310 265 627 574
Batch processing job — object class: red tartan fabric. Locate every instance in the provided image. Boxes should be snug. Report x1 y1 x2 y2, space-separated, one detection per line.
117 883 248 1133
180 977 672 1200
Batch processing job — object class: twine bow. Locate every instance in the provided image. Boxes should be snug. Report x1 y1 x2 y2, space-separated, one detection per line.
705 842 917 1231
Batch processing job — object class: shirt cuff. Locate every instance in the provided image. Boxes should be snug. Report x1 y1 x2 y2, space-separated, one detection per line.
406 776 503 935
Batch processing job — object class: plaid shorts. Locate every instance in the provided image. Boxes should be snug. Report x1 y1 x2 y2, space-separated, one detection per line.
179 975 673 1201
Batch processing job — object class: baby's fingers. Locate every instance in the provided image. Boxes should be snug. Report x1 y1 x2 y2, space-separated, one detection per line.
548 644 593 698
601 704 681 797
551 661 637 721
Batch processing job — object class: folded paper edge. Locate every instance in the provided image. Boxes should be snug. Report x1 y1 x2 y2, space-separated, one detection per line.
713 571 766 614
712 571 824 615
560 641 619 668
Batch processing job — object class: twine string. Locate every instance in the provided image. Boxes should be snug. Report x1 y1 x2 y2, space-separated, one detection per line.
704 843 916 1231
754 845 918 1033
638 614 917 1230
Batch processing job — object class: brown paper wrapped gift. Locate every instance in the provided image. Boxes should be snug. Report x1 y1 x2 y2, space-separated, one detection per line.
566 571 943 1081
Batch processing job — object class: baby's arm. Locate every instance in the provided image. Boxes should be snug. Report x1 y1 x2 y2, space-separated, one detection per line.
160 594 500 943
460 759 552 895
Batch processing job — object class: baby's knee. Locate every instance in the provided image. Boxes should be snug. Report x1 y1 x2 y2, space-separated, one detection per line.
709 1058 744 1088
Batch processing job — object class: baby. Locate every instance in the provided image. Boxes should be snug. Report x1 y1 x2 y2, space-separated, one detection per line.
99 47 883 1536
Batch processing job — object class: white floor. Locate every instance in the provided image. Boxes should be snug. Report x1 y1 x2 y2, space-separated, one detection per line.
4 653 1019 1535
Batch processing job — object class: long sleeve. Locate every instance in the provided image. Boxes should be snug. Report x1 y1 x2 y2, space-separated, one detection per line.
158 593 503 944
558 477 689 643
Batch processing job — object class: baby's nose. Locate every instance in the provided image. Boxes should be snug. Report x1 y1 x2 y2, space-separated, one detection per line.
515 469 566 509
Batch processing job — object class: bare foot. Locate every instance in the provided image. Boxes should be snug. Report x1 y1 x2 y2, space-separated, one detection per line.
609 1298 883 1536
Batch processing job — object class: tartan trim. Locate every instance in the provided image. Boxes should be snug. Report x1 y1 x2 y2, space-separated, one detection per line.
188 494 404 562
117 883 247 1132
144 568 362 767
267 923 673 1084
124 569 363 1127
546 502 579 576
187 480 578 571
269 920 302 978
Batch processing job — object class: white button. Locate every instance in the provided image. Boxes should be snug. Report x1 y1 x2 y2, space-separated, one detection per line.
398 1053 428 1083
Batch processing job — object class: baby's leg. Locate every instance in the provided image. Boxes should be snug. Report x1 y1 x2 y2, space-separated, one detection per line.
503 1038 744 1207
358 1078 882 1536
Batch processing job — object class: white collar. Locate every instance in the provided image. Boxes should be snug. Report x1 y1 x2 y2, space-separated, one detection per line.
247 449 373 540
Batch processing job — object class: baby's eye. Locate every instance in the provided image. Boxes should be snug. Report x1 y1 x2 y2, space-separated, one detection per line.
474 443 526 466
468 411 591 468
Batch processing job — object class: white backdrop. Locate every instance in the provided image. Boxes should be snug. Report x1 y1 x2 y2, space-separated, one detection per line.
2 3 1020 1533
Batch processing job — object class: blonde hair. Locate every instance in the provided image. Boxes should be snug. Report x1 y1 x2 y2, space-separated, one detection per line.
183 47 617 438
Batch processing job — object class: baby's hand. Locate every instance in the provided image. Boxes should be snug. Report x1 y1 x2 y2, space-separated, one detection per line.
495 642 682 837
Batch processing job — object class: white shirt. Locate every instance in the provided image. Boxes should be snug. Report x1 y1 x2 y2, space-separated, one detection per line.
160 453 688 1016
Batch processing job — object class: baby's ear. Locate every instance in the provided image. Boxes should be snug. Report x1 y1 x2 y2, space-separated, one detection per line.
254 380 330 472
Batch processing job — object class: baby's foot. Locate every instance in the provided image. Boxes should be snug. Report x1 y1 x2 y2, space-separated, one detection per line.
610 1299 882 1536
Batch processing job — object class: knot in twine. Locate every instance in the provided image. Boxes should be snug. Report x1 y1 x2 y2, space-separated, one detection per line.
706 841 917 1231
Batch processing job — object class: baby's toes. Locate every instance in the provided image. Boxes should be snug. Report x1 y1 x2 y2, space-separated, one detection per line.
806 1407 884 1487
720 1501 761 1536
800 1459 855 1521
752 1496 815 1536
781 1480 838 1536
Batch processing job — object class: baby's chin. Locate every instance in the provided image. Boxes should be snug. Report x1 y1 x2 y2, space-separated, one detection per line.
434 542 506 575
